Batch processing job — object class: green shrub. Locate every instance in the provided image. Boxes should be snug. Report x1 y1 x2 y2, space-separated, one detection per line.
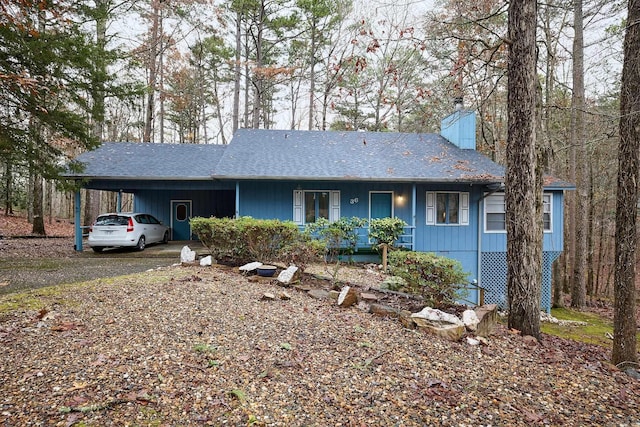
190 217 248 263
190 216 324 269
369 217 408 247
279 237 326 271
388 250 468 308
305 216 367 262
242 218 300 262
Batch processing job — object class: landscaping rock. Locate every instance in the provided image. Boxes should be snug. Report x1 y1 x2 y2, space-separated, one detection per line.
399 310 416 329
180 245 196 263
337 286 358 307
360 292 379 302
279 291 292 300
474 304 498 337
462 309 480 332
466 336 481 346
239 261 263 272
369 303 401 318
261 292 276 301
411 307 466 341
199 255 212 266
308 289 329 300
411 307 464 326
414 322 465 341
277 266 300 285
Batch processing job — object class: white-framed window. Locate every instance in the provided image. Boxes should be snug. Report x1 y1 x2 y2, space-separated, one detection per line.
426 191 469 225
293 190 340 225
543 193 552 231
484 193 552 232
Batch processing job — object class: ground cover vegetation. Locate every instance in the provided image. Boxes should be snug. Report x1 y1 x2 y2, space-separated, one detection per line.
0 236 639 425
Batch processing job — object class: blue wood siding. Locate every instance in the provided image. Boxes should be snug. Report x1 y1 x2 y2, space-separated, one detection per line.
237 181 414 225
479 191 564 252
134 188 235 227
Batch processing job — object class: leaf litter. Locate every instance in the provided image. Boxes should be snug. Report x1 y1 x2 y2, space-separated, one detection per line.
0 260 639 425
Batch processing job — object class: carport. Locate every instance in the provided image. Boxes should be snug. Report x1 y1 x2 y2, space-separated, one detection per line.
65 142 234 251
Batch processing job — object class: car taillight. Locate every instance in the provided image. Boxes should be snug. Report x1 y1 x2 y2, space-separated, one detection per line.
89 224 93 233
127 218 134 232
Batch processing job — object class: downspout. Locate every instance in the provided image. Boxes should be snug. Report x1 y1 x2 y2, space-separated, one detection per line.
411 183 416 251
235 181 240 218
476 192 482 305
74 189 82 251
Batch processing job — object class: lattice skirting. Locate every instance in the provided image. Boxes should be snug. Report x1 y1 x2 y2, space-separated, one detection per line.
480 251 562 312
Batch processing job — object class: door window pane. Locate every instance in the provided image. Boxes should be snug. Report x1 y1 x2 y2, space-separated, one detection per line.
176 204 187 221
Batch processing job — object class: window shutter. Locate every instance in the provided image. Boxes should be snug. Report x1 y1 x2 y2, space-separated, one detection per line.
426 192 435 225
330 191 340 222
460 192 469 225
293 190 303 224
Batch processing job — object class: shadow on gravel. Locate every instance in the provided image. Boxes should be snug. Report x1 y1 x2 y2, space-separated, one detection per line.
0 238 205 295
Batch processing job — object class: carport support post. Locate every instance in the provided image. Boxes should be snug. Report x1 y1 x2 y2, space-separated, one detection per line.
74 189 83 251
117 190 122 213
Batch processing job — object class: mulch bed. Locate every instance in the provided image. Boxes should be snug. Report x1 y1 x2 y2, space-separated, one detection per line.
1 261 639 426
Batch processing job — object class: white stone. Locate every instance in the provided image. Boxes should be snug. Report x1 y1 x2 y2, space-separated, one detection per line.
199 255 212 266
277 265 299 284
411 307 464 326
180 246 196 263
239 261 263 272
462 309 480 332
466 336 481 346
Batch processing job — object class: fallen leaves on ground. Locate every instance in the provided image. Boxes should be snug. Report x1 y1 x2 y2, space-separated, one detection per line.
0 210 74 238
1 263 639 427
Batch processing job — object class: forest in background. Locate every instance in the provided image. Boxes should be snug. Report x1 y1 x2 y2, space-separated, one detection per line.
0 0 629 310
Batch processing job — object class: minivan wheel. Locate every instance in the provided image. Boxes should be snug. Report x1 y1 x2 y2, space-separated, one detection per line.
92 246 104 253
136 236 146 251
162 230 169 244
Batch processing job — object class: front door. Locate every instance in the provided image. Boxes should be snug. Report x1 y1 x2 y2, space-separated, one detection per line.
171 200 192 240
370 192 393 220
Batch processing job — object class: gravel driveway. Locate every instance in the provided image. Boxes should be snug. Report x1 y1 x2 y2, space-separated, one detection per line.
0 238 195 295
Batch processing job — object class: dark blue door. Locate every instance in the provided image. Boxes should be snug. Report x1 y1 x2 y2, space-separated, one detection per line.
171 200 192 240
370 192 392 219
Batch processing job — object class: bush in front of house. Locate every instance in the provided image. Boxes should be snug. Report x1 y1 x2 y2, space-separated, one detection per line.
369 217 408 248
242 218 300 262
304 216 367 262
388 250 469 308
190 216 325 269
191 217 248 263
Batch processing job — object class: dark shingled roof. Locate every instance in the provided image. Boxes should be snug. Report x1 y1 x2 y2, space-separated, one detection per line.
214 129 505 183
65 130 574 188
69 142 227 180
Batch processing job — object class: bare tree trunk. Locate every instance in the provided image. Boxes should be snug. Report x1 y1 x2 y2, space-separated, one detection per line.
571 0 588 308
31 174 45 235
308 20 317 130
143 0 161 142
586 163 595 299
243 31 250 128
233 11 241 134
505 0 541 339
251 1 265 129
612 0 639 368
3 159 13 215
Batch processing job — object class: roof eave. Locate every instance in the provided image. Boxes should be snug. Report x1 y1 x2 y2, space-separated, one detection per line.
211 174 506 184
64 175 214 181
